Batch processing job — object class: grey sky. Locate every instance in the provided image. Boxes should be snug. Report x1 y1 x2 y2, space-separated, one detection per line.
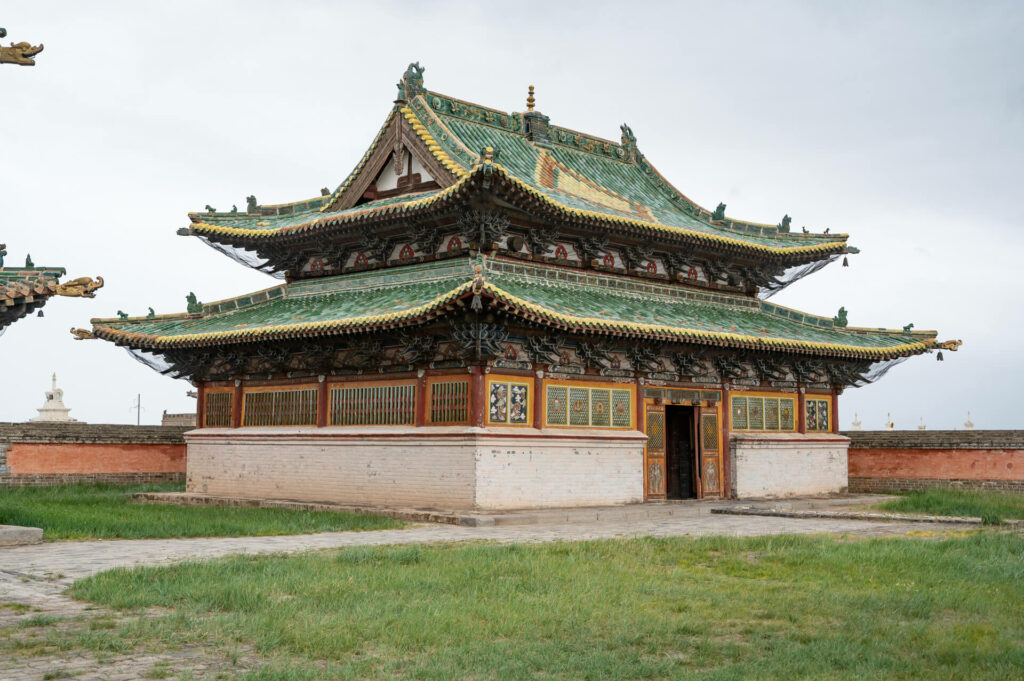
2 0 1021 428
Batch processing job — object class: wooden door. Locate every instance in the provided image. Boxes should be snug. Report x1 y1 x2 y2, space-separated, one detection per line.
696 407 722 498
644 404 666 499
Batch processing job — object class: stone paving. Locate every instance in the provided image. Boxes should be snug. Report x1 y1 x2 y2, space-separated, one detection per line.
0 503 971 680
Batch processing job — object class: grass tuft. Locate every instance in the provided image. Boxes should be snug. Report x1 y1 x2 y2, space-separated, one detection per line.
0 483 404 540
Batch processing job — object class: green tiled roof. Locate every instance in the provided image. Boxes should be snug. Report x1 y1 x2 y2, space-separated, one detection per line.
186 88 849 260
91 256 937 360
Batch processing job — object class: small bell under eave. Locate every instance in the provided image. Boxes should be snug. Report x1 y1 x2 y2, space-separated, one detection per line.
470 294 483 312
937 351 944 361
37 310 44 317
842 256 849 267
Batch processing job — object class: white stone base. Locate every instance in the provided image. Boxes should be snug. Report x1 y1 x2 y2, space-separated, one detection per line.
730 433 850 498
184 426 646 511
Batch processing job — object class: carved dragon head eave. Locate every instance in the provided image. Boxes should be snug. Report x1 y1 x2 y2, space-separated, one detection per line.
0 39 43 66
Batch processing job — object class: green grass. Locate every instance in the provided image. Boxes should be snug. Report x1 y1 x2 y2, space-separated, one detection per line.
0 483 403 540
877 489 1024 523
57 533 1024 680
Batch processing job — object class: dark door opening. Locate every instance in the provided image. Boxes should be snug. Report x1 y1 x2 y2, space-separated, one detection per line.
665 405 697 499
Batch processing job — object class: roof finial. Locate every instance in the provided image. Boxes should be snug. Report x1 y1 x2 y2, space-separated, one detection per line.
526 85 535 112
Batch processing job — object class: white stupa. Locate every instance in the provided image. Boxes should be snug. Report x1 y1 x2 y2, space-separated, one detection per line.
30 373 78 423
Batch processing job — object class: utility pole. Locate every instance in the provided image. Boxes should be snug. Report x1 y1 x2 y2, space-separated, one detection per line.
130 393 143 425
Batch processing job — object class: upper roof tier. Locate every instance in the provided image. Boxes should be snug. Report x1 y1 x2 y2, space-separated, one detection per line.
185 64 851 265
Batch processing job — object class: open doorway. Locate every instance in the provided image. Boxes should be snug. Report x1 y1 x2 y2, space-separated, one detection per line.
665 405 697 499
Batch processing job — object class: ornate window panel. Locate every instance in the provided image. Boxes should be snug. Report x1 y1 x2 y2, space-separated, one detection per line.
330 383 415 425
730 395 796 432
546 383 633 428
805 398 830 432
242 387 318 427
487 379 530 426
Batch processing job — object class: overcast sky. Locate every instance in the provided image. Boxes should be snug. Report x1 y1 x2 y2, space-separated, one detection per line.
2 1 1021 429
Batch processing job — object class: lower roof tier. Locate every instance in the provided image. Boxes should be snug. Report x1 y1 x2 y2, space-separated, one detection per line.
1 266 67 333
89 256 950 362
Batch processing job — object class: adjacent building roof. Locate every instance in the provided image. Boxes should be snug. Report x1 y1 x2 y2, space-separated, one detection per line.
0 265 66 334
91 256 938 361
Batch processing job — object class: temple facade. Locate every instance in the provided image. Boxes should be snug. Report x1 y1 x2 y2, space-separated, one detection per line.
87 65 959 509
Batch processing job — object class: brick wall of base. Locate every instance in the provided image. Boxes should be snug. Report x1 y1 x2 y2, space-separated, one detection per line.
730 433 850 499
186 427 646 511
844 431 1024 495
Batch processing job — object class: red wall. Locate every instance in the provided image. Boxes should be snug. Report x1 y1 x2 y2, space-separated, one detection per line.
848 448 1023 481
8 443 186 475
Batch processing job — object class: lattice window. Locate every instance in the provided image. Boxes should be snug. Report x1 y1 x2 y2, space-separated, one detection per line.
748 397 764 430
780 399 795 430
330 384 415 425
546 386 568 425
612 390 632 427
591 389 610 427
731 397 748 430
204 391 232 427
429 380 468 425
569 387 589 426
764 398 780 431
646 411 665 452
731 396 795 431
547 384 632 428
488 380 529 425
806 398 831 432
243 388 317 427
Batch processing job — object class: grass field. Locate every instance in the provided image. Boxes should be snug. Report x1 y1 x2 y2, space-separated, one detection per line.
0 483 403 540
876 489 1024 523
25 532 1019 680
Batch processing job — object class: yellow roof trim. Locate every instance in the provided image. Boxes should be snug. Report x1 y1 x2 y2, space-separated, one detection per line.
192 165 847 257
482 283 934 358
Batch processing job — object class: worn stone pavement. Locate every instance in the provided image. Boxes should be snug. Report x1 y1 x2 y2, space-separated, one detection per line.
0 503 970 680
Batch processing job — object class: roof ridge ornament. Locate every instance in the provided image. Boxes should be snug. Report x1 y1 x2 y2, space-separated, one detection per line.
620 124 643 163
396 62 425 102
526 85 535 111
0 27 44 66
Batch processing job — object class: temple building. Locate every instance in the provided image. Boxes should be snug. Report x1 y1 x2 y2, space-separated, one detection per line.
86 65 959 508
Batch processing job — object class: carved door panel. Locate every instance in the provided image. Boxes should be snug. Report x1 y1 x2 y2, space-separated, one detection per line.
696 408 722 498
644 405 666 499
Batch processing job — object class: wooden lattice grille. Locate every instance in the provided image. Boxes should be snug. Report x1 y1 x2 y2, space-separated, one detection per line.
330 384 415 425
546 384 632 428
242 388 317 426
646 411 665 453
730 396 796 432
204 391 232 427
429 380 469 424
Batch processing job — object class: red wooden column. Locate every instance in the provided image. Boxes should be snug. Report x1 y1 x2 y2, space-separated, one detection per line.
634 377 645 432
231 380 243 428
721 385 731 498
831 388 840 434
415 370 427 427
533 370 544 430
317 377 329 427
470 366 486 427
196 383 206 429
797 388 807 434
